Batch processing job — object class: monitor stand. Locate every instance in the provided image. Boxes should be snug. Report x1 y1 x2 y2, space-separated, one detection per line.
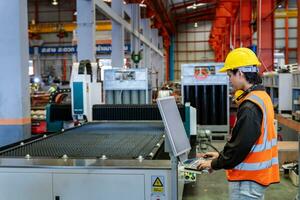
165 137 188 200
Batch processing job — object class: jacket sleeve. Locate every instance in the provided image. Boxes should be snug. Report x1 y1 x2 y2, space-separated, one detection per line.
211 101 263 170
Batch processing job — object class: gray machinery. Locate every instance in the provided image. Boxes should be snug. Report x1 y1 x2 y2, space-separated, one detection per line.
104 68 151 104
181 62 230 137
70 60 103 121
0 102 196 200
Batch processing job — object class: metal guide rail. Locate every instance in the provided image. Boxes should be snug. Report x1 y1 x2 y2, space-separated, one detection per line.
0 122 165 160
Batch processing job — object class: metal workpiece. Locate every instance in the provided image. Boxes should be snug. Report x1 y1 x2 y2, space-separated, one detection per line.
0 158 171 169
0 122 165 160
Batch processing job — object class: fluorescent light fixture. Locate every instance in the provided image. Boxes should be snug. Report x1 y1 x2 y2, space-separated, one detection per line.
192 3 197 9
139 0 146 7
52 0 58 6
187 3 206 9
194 22 198 28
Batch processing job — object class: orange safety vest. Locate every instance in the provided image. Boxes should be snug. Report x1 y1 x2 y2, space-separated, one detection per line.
226 90 280 186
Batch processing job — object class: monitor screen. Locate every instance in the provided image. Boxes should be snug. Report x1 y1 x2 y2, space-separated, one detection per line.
157 96 191 158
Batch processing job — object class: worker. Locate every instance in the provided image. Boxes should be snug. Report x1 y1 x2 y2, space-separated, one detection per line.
197 47 280 200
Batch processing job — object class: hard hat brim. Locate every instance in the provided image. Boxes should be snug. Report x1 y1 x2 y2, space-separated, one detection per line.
218 66 231 73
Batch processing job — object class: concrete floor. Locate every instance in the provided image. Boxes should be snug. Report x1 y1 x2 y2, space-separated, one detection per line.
182 170 298 200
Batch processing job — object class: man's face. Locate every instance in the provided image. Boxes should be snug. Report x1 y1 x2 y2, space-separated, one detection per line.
227 70 244 90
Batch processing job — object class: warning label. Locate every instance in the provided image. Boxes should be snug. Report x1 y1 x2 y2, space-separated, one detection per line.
151 176 165 195
153 177 163 187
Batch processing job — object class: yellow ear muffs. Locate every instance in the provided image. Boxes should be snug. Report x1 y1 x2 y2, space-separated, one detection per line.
234 90 246 105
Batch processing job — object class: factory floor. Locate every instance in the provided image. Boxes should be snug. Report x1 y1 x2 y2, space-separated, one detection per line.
182 170 297 200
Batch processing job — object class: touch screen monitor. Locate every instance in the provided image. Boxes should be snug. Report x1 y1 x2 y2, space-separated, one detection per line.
157 96 191 162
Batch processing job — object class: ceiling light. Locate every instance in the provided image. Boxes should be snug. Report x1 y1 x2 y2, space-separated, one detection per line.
74 11 77 16
52 0 58 6
139 0 146 7
187 3 207 9
192 3 197 9
194 22 198 28
34 77 40 83
277 4 283 8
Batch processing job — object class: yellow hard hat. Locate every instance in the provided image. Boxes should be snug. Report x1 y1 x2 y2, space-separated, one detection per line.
219 48 261 73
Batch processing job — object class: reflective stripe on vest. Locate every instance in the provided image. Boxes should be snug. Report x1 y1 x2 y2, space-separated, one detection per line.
234 94 278 171
234 157 278 171
248 94 277 152
252 138 277 152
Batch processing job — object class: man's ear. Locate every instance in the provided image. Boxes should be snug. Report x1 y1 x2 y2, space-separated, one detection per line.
238 70 244 78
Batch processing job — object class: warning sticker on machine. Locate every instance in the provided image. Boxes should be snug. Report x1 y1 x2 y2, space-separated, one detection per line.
151 176 165 195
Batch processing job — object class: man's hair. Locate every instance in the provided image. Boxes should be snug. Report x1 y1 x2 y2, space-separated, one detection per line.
231 69 262 85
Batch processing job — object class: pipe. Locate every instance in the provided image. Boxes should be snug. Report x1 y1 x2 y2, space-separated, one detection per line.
169 35 175 81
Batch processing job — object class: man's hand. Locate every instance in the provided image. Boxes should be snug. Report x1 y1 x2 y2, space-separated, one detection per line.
197 160 212 171
197 152 219 159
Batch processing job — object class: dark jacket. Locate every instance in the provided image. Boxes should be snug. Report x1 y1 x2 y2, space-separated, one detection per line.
211 85 264 170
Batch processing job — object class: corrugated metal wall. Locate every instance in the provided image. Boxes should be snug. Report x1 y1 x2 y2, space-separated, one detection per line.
174 21 214 80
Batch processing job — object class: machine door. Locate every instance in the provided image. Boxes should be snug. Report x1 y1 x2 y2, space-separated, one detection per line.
0 172 53 200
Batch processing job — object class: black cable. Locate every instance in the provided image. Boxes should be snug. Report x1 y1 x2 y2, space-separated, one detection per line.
200 141 220 154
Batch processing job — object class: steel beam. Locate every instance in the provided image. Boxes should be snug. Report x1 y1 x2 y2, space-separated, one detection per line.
175 8 216 21
95 0 163 56
233 12 240 48
111 0 124 68
158 36 164 84
257 0 274 72
240 0 252 47
176 17 214 24
76 0 96 62
130 4 141 68
141 19 151 68
33 47 41 78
